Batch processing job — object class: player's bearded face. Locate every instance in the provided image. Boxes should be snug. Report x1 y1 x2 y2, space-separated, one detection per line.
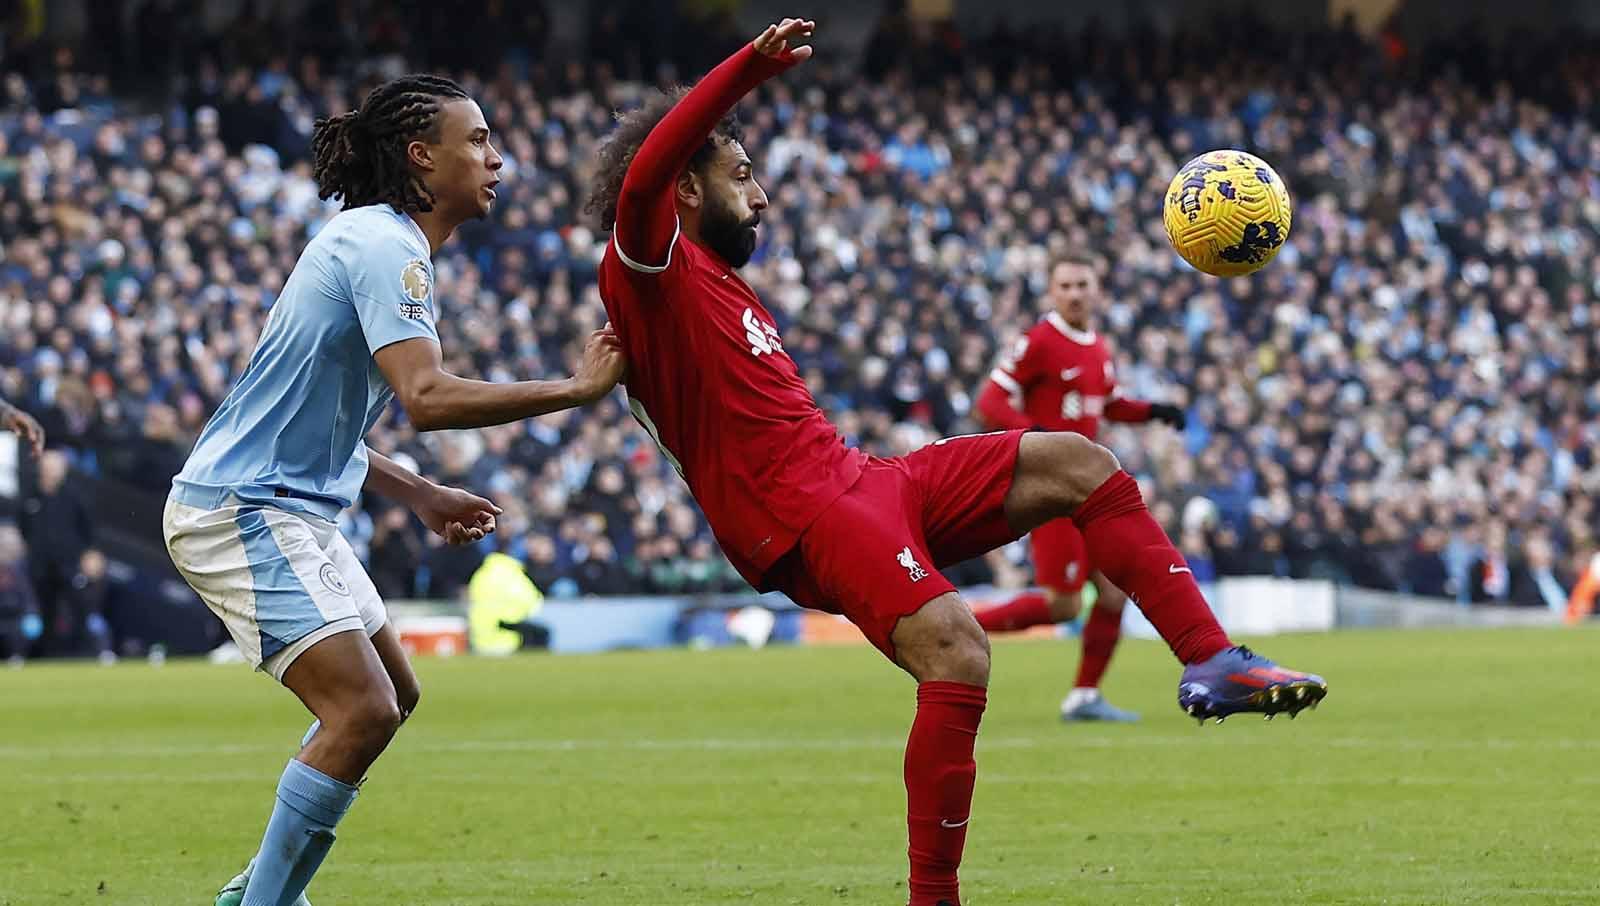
700 182 760 268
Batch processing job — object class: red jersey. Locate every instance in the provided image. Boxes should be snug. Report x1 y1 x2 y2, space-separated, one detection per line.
597 45 865 589
977 311 1152 439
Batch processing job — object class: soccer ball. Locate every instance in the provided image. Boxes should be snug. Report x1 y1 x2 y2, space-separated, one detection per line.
1162 150 1292 277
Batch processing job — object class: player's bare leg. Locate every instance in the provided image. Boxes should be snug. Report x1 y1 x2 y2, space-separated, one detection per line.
290 622 419 753
1043 589 1084 623
221 628 419 906
370 622 422 722
219 632 402 906
1005 432 1327 721
890 594 990 906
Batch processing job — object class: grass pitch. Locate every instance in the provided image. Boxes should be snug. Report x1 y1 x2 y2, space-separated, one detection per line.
2 628 1597 905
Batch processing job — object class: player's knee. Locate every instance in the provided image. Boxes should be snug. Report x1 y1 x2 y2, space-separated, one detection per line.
343 692 404 753
1052 432 1120 504
396 680 420 722
895 596 991 687
942 627 991 687
1047 590 1083 622
1017 432 1122 520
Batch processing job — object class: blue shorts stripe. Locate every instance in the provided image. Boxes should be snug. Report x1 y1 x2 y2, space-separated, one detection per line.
233 507 328 661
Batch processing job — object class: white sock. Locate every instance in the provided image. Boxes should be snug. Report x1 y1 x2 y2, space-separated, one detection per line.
1062 687 1101 710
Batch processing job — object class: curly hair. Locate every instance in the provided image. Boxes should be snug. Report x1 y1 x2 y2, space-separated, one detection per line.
585 86 745 232
311 74 469 212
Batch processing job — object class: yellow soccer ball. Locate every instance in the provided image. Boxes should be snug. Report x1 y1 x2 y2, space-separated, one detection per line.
1162 150 1292 277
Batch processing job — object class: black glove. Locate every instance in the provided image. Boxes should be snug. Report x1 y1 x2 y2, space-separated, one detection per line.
1148 403 1186 429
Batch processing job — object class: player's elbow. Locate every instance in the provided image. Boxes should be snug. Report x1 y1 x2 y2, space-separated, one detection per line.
396 373 450 432
973 385 1014 428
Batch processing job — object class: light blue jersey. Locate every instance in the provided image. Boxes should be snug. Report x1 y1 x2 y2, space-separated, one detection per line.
173 204 438 522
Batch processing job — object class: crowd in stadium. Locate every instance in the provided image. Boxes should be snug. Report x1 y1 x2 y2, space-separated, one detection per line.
1 7 1597 652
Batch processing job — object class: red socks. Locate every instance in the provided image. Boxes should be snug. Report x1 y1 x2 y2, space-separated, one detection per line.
973 592 1053 632
905 681 986 906
1071 471 1230 665
1074 601 1122 689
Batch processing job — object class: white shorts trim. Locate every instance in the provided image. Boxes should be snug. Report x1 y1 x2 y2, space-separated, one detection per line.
261 616 367 682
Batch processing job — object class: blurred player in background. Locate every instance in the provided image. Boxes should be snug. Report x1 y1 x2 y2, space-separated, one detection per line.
163 75 625 906
587 18 1327 906
973 253 1185 723
0 394 45 458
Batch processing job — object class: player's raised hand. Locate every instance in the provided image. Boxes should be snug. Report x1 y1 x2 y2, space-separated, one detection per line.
752 18 815 63
571 324 627 403
0 402 44 458
415 484 502 545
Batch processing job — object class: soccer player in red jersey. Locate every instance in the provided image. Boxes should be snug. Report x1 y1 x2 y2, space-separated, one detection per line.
586 19 1327 906
973 252 1185 723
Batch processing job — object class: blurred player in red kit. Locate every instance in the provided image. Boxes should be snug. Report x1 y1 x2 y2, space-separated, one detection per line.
973 253 1185 723
586 18 1327 906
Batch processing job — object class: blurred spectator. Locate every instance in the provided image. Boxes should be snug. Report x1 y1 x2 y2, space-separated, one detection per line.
0 524 41 665
17 450 92 648
65 548 116 662
1511 533 1569 611
369 507 422 600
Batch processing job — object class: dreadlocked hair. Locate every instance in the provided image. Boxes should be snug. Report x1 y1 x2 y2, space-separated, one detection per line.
312 74 469 212
585 86 744 233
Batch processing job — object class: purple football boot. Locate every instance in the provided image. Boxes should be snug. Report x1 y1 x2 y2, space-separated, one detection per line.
1177 645 1327 724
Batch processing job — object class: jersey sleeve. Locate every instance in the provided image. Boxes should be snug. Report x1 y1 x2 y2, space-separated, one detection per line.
612 44 793 274
989 326 1044 397
1102 355 1154 422
345 228 441 355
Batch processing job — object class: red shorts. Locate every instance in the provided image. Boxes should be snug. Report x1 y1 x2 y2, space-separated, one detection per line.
766 430 1027 660
1031 516 1091 594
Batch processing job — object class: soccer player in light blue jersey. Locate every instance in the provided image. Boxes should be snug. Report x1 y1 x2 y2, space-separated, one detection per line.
163 75 625 906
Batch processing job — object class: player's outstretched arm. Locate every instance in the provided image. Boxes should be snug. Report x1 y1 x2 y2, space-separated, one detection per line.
0 397 45 457
1100 358 1182 427
364 449 501 545
613 17 814 268
1105 395 1183 428
374 328 625 432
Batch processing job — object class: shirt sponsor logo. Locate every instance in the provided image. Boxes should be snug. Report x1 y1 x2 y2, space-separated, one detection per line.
743 308 784 357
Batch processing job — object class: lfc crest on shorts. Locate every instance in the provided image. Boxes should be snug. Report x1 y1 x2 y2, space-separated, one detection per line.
897 546 929 582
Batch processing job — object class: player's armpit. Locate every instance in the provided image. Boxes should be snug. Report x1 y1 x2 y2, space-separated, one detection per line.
611 204 680 275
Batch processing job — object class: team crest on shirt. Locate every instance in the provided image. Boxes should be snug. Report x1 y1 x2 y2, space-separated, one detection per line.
897 546 929 583
400 258 431 318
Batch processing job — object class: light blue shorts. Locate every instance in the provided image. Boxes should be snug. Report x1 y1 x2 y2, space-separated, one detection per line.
163 493 386 681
